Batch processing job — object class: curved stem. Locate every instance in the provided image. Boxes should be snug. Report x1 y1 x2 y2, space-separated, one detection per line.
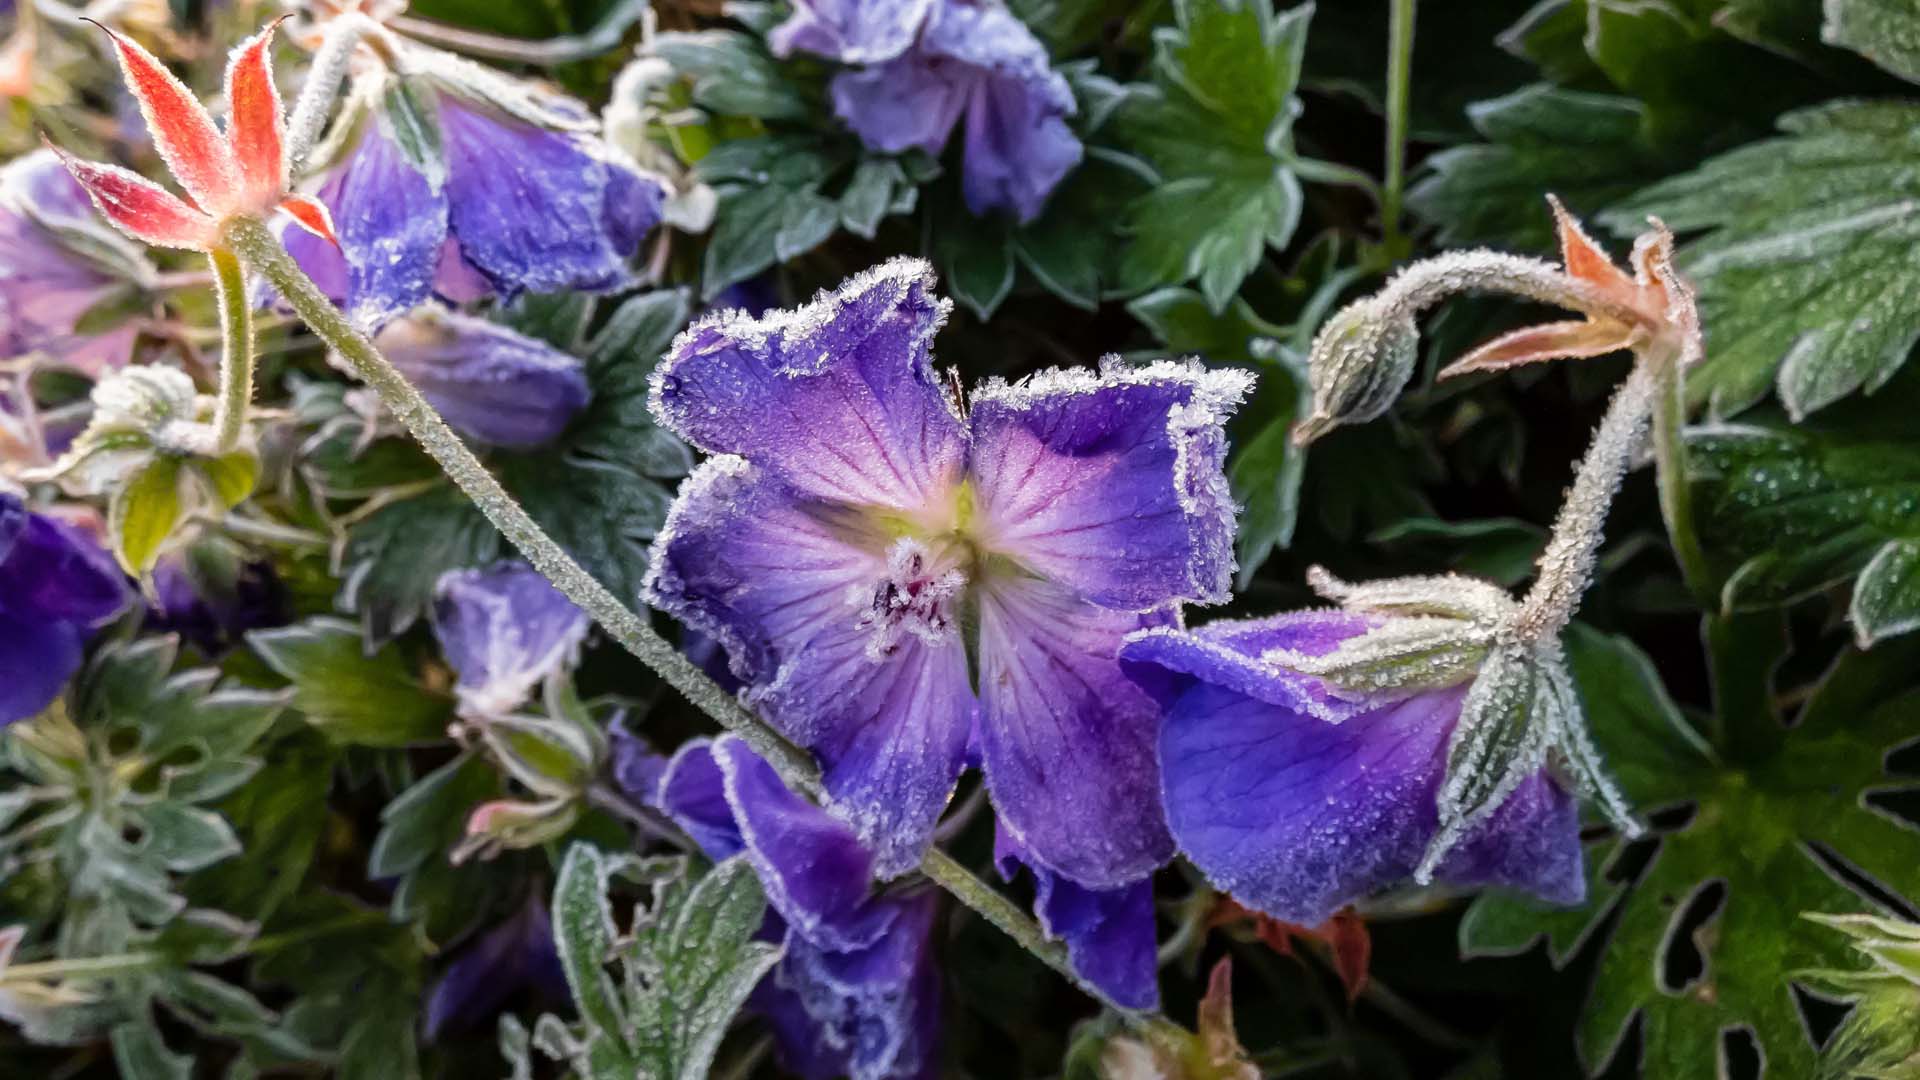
209 246 252 453
1381 0 1416 250
1650 354 1714 606
221 214 1163 1026
286 15 372 172
388 0 647 65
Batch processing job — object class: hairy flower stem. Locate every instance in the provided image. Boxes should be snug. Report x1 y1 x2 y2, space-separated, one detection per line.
285 14 373 172
1381 0 1416 251
223 215 1159 1023
1514 364 1657 643
209 246 252 453
1649 350 1714 605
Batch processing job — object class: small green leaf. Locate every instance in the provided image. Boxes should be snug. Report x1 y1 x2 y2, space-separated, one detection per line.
112 1017 194 1080
248 618 452 747
637 856 785 1080
1850 539 1920 647
1825 0 1920 83
932 200 1016 320
138 803 241 873
337 485 502 642
551 844 633 1046
651 30 811 121
368 753 497 880
198 449 260 510
112 455 185 575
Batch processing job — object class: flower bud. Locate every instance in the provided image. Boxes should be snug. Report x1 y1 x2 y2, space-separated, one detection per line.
1294 296 1418 445
1806 914 1920 1079
477 714 600 802
453 797 580 864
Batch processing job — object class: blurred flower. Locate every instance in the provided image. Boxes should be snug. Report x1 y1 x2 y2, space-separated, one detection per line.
422 897 568 1042
0 150 153 375
604 52 715 233
0 492 130 725
645 258 1248 886
144 538 287 653
370 308 590 448
774 0 1080 222
284 55 665 329
1119 608 1586 926
653 734 942 1080
431 561 588 718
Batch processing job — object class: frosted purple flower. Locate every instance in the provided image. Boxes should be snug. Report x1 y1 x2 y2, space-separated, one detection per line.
285 87 665 329
773 0 1081 222
432 562 589 718
145 550 287 655
645 258 1249 887
0 151 147 376
0 494 130 726
372 309 590 449
994 823 1159 1009
1118 612 1586 926
654 735 942 1080
422 897 567 1041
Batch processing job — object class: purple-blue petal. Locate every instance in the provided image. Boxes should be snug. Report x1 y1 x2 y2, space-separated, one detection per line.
374 309 590 448
430 562 589 716
0 151 141 374
1119 611 1380 723
438 100 658 300
609 718 671 809
0 610 85 727
145 553 287 655
650 258 967 510
967 360 1249 610
1122 615 1586 925
995 824 1159 1009
0 498 129 627
657 739 746 861
289 121 448 330
975 576 1174 889
422 898 566 1041
769 0 936 64
830 59 969 159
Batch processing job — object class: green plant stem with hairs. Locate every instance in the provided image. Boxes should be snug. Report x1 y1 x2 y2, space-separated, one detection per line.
209 247 253 453
1381 0 1417 252
220 213 1167 1029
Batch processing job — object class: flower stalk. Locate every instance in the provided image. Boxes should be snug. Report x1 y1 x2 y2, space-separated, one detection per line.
208 246 252 453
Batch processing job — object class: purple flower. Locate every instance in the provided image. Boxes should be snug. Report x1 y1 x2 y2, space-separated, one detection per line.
422 896 568 1041
654 735 942 1080
995 823 1159 1010
145 548 287 654
432 562 589 717
0 495 130 726
774 0 1081 222
1118 612 1586 926
371 309 590 448
0 151 146 376
645 259 1249 888
285 87 665 329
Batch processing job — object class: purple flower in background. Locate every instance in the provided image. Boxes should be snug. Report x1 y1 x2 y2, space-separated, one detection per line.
422 897 568 1041
372 309 590 448
146 548 287 654
645 258 1248 888
0 151 148 376
432 562 589 717
773 0 1081 222
1118 612 1586 926
653 735 942 1080
995 824 1159 1010
0 494 130 726
285 79 665 329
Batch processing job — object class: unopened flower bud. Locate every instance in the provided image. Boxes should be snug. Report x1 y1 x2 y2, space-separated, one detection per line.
1294 297 1418 445
454 797 580 864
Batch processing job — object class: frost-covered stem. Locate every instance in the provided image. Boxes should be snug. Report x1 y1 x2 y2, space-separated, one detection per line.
0 951 166 984
227 215 1143 1022
286 14 371 172
387 0 647 65
209 246 252 453
1382 0 1416 248
227 214 820 793
1650 349 1713 605
1514 365 1657 643
1380 252 1639 326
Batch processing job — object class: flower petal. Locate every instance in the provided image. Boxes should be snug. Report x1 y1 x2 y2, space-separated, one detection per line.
422 898 565 1041
656 739 747 860
0 610 84 726
288 122 449 329
438 100 639 299
652 258 967 510
830 59 970 159
375 309 590 448
430 562 588 717
969 359 1250 609
995 824 1159 1009
769 0 936 63
0 498 130 627
277 194 337 246
976 576 1175 888
47 147 217 251
225 19 288 208
97 23 237 213
1438 319 1637 379
1549 194 1635 302
714 735 899 951
1119 611 1379 724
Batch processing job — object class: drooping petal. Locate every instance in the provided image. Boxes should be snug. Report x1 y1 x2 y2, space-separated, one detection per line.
98 25 237 213
830 59 970 159
1124 616 1585 925
224 19 288 208
47 148 217 251
769 0 937 64
438 99 647 299
373 309 590 448
968 359 1251 610
651 258 967 510
760 888 944 1080
1438 319 1636 379
656 739 746 860
713 735 899 951
0 499 130 627
430 562 588 717
975 575 1175 889
995 824 1159 1010
0 611 84 727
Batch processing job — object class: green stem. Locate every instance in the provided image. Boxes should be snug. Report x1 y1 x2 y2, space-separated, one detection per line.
221 215 1161 1026
0 951 165 985
209 246 253 454
1651 354 1714 606
1381 0 1416 249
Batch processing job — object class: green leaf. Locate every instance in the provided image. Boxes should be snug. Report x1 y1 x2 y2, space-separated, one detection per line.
650 30 811 121
137 803 241 873
1110 0 1312 309
1688 421 1920 643
248 618 452 747
931 195 1016 320
1408 85 1668 251
572 289 695 477
112 455 185 575
1607 101 1920 417
500 454 669 605
1462 626 1920 1075
187 738 338 922
1851 540 1920 648
368 754 498 880
113 1017 194 1080
1825 0 1920 83
552 844 637 1047
337 484 501 642
198 450 260 510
